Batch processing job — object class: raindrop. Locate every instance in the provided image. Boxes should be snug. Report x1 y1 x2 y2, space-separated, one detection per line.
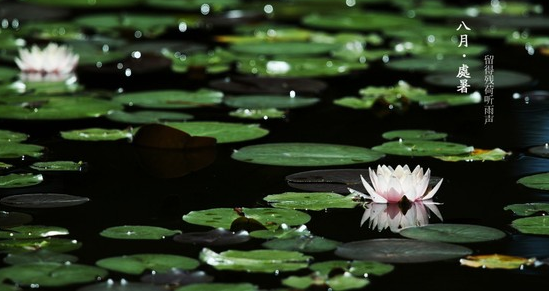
263 4 274 14
345 0 356 7
102 44 110 52
427 35 435 43
116 63 124 70
11 19 19 29
30 284 39 289
95 61 103 68
134 30 143 38
1 19 8 28
289 90 296 98
200 4 210 15
121 279 128 286
131 51 141 59
178 22 188 32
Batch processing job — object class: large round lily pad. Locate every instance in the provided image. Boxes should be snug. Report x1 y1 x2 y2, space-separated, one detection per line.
232 142 384 166
229 42 339 56
96 254 199 275
335 238 472 263
113 89 224 109
399 224 507 243
0 262 107 287
100 225 182 240
165 121 268 143
372 140 473 156
223 95 320 109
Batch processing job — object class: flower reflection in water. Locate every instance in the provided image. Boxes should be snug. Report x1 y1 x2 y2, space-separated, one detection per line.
360 201 443 233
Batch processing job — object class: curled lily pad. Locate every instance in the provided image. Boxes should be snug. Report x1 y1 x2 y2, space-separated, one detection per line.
510 216 549 235
0 173 43 188
96 254 199 275
100 225 182 240
0 193 90 208
183 207 311 231
504 203 549 216
335 238 472 263
0 262 107 287
107 110 193 124
113 89 223 109
382 129 447 141
372 140 474 156
199 248 311 273
60 128 134 141
232 142 384 166
517 172 549 190
0 143 44 159
399 223 506 243
262 236 341 253
173 229 250 246
264 192 360 210
165 121 268 143
30 161 86 171
0 225 69 239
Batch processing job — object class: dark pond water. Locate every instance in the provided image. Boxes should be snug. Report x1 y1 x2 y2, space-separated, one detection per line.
2 0 549 290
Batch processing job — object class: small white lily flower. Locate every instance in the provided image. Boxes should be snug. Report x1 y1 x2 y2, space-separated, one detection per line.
14 43 79 82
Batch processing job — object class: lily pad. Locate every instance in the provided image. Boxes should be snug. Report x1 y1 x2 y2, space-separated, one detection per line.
78 280 167 291
0 173 43 188
229 42 339 56
302 11 421 32
30 161 86 171
236 57 367 78
424 69 532 88
141 269 214 286
100 225 182 240
250 225 311 239
224 95 320 109
282 273 369 290
146 0 241 12
182 207 311 231
310 260 394 277
173 229 250 246
517 172 549 190
164 48 235 74
0 193 90 208
382 129 448 141
229 108 286 119
0 143 44 159
74 13 178 38
0 238 82 254
407 92 482 108
4 250 78 265
0 130 28 143
285 168 369 193
0 67 18 83
335 238 472 263
433 148 511 162
199 248 311 273
263 192 360 210
175 283 258 291
232 142 384 166
504 203 549 216
22 0 142 8
372 140 474 156
113 89 223 109
385 56 483 73
399 223 506 243
0 211 33 228
510 216 549 235
460 254 538 269
208 75 327 95
96 254 199 275
0 262 107 287
60 128 134 141
165 121 268 143
262 236 341 253
0 225 69 239
133 123 216 150
107 110 193 124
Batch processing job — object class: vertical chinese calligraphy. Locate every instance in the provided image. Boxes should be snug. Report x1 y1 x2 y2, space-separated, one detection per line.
484 55 494 124
456 21 472 94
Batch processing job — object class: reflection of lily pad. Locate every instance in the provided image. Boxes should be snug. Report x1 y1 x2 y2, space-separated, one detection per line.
510 216 549 235
183 207 311 231
0 193 90 208
264 192 360 210
165 121 268 143
113 89 223 109
504 203 549 216
399 223 506 243
262 236 341 253
372 140 473 156
0 173 43 188
232 143 384 166
200 248 311 273
100 225 182 240
0 262 107 287
335 238 472 263
517 172 549 190
96 254 199 275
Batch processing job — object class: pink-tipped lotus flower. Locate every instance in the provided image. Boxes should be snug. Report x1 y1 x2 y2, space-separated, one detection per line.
15 43 79 81
351 165 443 204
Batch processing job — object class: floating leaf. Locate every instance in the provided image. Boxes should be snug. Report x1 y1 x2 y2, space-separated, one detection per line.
29 161 85 171
4 250 78 265
0 262 107 287
0 238 82 254
113 89 223 109
74 13 178 38
232 142 384 166
79 280 167 291
433 148 511 162
302 11 421 31
229 108 286 120
382 130 447 141
60 128 134 141
209 75 327 95
223 95 319 109
264 192 360 210
0 67 18 83
334 81 427 110
310 260 394 277
250 225 311 239
517 172 549 190
262 236 341 253
335 238 472 263
165 122 268 143
229 42 339 56
504 203 549 216
0 173 43 188
510 216 549 235
199 248 311 273
0 211 33 228
0 130 28 143
107 110 193 124
282 273 369 290
0 143 44 159
141 269 214 286
183 208 311 231
460 254 538 269
146 0 241 12
372 140 474 156
0 225 69 239
174 282 258 291
0 193 90 208
0 162 12 169
399 224 506 243
285 168 369 194
236 57 367 77
385 56 483 73
424 70 532 88
100 225 182 240
173 229 250 246
96 254 199 275
133 124 216 149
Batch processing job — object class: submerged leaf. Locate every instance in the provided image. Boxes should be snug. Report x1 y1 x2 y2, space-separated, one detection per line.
134 124 216 149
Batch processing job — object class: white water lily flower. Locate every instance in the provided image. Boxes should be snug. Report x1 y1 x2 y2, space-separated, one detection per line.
15 43 79 81
351 165 443 203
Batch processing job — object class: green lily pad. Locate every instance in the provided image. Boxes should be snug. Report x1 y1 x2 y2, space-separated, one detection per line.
392 41 487 57
0 162 12 169
0 262 107 287
146 0 241 12
0 173 43 188
174 283 258 291
199 248 311 273
224 95 320 109
79 280 168 291
262 236 341 253
385 56 483 73
283 273 369 290
334 81 428 110
424 69 532 88
434 148 510 162
165 121 268 143
517 172 549 190
236 57 367 77
399 223 507 243
0 67 18 83
250 225 311 239
310 260 394 277
0 143 44 159
263 192 360 210
100 225 182 240
3 78 82 95
504 203 549 216
106 110 193 124
372 140 474 156
4 250 78 265
96 254 199 275
183 208 311 231
0 225 69 239
229 108 286 120
302 11 421 32
0 238 82 254
29 161 85 171
382 129 448 141
164 48 235 74
229 42 339 56
232 142 384 166
21 0 142 7
0 130 28 143
510 216 549 235
113 89 224 109
335 238 472 263
74 13 178 38
0 211 33 228
0 96 123 120
408 92 482 108
60 128 134 141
